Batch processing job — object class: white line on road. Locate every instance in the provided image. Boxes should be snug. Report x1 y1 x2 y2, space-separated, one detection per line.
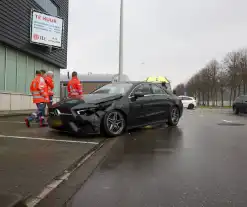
222 120 233 123
0 134 99 145
0 120 26 124
0 120 39 125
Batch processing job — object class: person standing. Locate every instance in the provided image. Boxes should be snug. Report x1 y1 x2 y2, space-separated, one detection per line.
40 69 50 117
44 71 54 108
25 70 48 127
67 71 83 98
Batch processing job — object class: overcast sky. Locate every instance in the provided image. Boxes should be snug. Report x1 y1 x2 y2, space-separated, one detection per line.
67 0 247 86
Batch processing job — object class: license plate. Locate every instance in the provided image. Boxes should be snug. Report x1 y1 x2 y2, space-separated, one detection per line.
52 120 62 127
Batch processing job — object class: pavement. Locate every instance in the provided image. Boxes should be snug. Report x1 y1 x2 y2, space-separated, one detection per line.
0 115 106 206
67 108 247 207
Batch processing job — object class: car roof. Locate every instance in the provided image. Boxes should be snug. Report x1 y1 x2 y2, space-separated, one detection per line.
238 95 247 98
179 95 194 98
111 81 161 86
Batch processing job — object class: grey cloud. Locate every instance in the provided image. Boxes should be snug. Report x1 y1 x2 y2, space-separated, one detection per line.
67 0 247 87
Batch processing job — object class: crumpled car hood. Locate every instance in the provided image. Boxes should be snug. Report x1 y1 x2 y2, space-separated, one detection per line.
82 93 122 104
71 94 122 111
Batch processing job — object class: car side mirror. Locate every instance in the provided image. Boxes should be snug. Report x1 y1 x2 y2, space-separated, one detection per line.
133 91 145 98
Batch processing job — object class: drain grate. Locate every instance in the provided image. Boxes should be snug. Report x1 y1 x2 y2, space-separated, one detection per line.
218 122 245 126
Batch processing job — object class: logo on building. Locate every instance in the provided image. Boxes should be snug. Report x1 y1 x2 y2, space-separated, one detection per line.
33 34 39 40
30 11 64 48
40 36 46 41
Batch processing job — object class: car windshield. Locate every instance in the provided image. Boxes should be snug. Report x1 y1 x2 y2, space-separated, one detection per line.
92 83 133 95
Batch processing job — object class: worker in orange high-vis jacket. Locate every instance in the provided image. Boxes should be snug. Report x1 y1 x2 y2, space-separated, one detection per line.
40 69 50 117
25 70 49 127
44 71 54 108
67 71 83 98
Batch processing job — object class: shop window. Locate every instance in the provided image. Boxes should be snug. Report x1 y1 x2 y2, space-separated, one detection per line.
53 69 60 96
33 0 59 16
26 57 35 95
0 44 5 90
16 53 27 93
6 48 17 92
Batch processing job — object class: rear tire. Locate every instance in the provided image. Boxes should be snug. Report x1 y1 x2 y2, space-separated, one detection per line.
167 106 180 126
188 104 194 109
233 106 239 115
102 110 126 137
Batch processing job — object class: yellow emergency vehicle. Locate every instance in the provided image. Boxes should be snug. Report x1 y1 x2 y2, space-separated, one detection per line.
145 76 172 91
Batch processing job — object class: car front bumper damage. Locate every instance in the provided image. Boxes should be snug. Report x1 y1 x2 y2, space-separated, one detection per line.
48 109 106 135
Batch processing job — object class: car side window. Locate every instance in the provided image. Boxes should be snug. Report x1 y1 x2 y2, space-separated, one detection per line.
243 96 247 101
183 97 192 100
133 84 151 95
236 96 243 102
151 84 166 94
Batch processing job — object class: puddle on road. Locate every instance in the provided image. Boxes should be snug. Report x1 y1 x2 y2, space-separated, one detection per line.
218 123 245 126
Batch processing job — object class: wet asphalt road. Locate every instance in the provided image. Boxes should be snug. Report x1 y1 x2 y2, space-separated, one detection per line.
68 109 247 207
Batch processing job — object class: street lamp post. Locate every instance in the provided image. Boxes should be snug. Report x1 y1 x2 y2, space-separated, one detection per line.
118 0 124 82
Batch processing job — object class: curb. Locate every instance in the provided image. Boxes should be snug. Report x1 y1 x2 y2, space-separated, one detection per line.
24 138 108 207
35 137 119 207
0 111 33 117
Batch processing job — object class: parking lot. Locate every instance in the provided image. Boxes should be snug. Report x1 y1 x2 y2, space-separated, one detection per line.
0 115 106 205
1 108 247 206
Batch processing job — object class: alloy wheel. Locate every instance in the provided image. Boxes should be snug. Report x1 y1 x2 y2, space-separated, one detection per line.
171 107 179 124
106 111 125 135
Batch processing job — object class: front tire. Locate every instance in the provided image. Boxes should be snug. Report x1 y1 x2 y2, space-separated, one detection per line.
167 106 180 126
188 104 194 110
233 106 239 115
102 110 126 137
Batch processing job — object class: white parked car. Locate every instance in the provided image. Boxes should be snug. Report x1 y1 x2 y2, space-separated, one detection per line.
179 96 197 109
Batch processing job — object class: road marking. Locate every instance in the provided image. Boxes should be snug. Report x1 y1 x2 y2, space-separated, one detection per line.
222 120 233 123
0 120 26 124
0 135 99 145
0 120 38 125
26 141 105 207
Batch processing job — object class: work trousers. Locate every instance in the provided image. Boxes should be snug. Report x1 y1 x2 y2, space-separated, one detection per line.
27 103 46 122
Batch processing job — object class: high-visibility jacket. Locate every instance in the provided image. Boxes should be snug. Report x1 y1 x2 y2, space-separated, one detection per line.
67 77 83 98
45 76 54 96
30 75 49 103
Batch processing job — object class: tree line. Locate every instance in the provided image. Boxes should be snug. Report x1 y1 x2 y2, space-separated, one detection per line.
174 48 247 106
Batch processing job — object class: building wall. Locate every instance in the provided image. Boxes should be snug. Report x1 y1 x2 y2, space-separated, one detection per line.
0 43 60 111
0 0 68 68
60 81 110 99
83 82 110 94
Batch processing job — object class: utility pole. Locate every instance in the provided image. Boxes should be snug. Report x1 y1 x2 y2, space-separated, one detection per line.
118 0 124 82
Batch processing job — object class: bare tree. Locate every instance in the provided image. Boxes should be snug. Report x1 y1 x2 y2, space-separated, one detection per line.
217 68 228 106
184 47 247 107
223 50 242 104
174 83 185 96
205 59 220 105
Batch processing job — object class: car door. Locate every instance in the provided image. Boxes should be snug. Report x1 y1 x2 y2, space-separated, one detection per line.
128 83 154 127
150 83 173 121
181 96 190 107
235 96 244 113
239 95 247 113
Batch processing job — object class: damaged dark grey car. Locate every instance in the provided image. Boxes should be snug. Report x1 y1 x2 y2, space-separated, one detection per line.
48 82 183 137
